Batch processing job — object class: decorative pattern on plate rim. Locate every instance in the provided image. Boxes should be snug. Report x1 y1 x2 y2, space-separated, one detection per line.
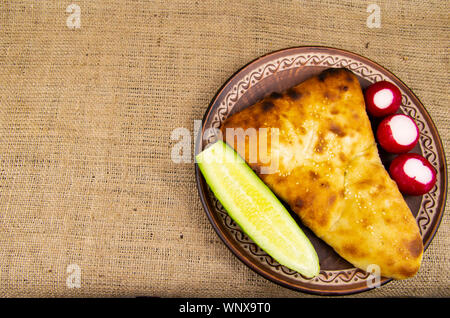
203 52 443 287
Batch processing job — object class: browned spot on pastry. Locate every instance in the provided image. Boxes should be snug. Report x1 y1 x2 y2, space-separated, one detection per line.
356 179 374 187
328 194 337 206
342 243 367 258
405 236 423 258
339 85 349 92
359 218 369 227
320 182 330 188
317 214 328 227
383 215 393 225
270 174 284 185
314 134 327 153
330 108 339 115
286 88 302 100
323 91 338 101
339 152 347 162
346 74 354 83
309 171 319 180
238 118 250 127
329 122 346 137
318 68 341 82
294 198 304 209
250 164 261 174
269 91 283 99
298 126 307 135
397 265 418 278
261 100 275 112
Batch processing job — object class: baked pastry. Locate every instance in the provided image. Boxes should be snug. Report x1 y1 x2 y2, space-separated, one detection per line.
220 68 423 279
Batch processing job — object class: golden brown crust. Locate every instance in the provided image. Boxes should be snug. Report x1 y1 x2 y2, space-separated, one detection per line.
220 68 423 279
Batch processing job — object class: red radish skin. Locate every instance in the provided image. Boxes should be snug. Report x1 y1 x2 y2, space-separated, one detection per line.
376 114 419 153
389 153 436 196
365 81 402 117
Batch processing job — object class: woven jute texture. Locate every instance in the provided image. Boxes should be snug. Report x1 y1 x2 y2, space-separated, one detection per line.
0 0 448 297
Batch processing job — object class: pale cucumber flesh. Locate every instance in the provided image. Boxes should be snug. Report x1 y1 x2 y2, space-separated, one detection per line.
196 140 319 278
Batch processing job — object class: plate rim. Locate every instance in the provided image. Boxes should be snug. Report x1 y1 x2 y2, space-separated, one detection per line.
194 46 448 296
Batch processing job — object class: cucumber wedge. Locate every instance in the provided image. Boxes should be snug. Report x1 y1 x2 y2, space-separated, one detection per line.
196 140 319 278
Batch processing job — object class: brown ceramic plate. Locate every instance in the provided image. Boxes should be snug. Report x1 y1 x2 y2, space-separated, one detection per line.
195 47 447 295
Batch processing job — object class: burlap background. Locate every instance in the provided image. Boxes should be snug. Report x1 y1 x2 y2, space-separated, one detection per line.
0 0 448 297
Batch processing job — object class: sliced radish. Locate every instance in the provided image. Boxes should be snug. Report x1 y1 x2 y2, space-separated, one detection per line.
389 153 437 195
364 81 402 117
376 114 419 153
